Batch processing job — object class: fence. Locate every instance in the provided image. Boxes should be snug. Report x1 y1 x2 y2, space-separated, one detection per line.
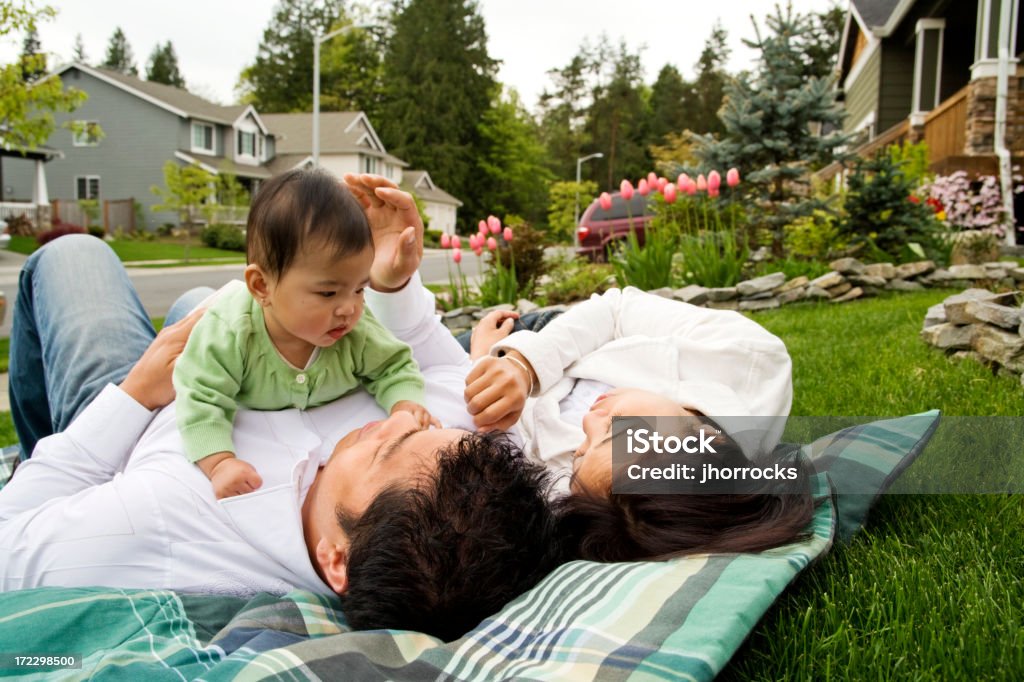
103 199 135 233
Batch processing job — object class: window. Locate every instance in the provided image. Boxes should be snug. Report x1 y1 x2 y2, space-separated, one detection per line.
192 122 214 153
72 120 101 147
75 175 100 200
363 156 378 173
237 130 255 157
257 135 264 160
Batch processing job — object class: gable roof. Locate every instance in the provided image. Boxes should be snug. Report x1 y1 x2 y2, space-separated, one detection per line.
261 111 404 164
55 62 244 126
850 0 915 37
401 170 462 206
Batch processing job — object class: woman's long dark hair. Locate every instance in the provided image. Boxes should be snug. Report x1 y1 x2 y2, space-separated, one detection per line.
553 421 818 563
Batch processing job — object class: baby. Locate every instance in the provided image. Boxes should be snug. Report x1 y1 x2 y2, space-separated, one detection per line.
173 169 433 499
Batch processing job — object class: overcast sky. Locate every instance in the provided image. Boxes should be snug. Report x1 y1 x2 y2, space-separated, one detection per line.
1 0 839 112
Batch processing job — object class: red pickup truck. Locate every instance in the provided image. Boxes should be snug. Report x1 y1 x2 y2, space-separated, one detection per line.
575 192 656 261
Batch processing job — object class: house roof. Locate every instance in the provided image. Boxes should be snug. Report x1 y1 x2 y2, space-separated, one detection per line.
400 170 462 207
851 0 903 30
175 151 273 179
261 111 406 165
265 153 313 175
57 62 245 126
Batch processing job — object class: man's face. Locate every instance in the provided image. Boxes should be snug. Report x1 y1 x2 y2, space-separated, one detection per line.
316 411 469 522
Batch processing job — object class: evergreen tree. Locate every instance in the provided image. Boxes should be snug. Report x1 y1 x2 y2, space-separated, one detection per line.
146 41 186 87
72 32 87 63
477 88 553 225
236 0 346 112
804 2 846 80
537 48 597 181
20 25 45 82
647 65 688 144
101 27 138 75
695 3 852 248
681 23 730 137
378 0 497 228
317 24 385 121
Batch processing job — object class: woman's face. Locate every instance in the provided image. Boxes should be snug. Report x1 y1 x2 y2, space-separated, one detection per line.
571 388 695 495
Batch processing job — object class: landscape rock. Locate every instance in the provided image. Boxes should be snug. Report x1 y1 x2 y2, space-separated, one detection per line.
887 279 926 291
923 303 947 328
972 325 1024 372
516 298 539 314
648 287 676 300
962 300 1023 330
850 275 888 288
706 300 740 311
778 287 807 304
706 287 739 302
947 264 989 279
944 289 1018 324
810 271 845 289
829 257 866 275
739 297 781 312
1010 267 1024 282
737 272 787 296
476 303 514 320
831 286 863 303
776 276 809 293
826 282 852 297
745 291 775 300
864 263 897 279
805 286 831 300
673 285 709 305
894 260 935 279
920 323 978 350
951 350 983 363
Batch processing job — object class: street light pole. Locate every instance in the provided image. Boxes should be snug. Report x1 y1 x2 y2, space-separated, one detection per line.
313 24 370 167
574 152 604 248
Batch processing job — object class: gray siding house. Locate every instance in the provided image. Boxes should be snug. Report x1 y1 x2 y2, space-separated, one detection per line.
4 62 276 230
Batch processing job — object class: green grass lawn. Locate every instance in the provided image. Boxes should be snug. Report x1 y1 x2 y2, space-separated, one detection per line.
9 235 245 263
0 289 1020 676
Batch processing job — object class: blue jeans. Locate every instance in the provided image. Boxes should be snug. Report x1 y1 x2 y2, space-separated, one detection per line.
9 235 210 459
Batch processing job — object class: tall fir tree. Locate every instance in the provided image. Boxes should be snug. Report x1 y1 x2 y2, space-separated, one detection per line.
378 0 497 228
101 27 138 76
72 32 87 64
695 4 852 247
537 49 597 181
20 26 45 82
317 24 385 122
681 23 730 137
236 0 345 112
647 65 688 144
146 42 186 88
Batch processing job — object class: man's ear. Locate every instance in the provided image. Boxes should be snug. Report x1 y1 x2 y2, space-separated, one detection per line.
314 537 350 595
245 264 271 305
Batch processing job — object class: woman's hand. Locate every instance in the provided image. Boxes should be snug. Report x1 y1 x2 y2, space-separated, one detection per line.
469 310 519 360
119 307 204 410
343 173 423 292
464 350 536 432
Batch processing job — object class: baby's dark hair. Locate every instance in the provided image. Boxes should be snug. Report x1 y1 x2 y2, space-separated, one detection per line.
247 168 372 279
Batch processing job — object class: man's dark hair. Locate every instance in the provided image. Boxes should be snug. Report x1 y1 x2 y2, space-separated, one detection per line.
247 168 371 278
341 432 561 641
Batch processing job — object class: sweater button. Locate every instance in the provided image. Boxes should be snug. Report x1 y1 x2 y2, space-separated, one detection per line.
296 373 307 384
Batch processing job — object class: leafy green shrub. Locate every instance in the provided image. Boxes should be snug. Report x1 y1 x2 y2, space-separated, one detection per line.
201 224 246 251
424 229 444 249
494 221 547 293
611 223 676 290
784 209 845 261
539 257 615 305
840 154 942 261
676 230 748 288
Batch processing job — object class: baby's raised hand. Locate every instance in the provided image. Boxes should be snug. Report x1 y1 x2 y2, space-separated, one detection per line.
208 457 263 500
391 400 441 429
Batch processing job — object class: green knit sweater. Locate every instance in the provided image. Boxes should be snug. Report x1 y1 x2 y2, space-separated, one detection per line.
172 283 424 463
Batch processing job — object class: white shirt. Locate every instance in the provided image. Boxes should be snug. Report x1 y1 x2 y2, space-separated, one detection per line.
0 273 478 596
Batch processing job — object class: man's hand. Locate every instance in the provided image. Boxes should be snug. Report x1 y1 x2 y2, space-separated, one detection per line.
343 173 423 292
390 400 441 429
119 307 205 411
469 310 519 360
464 351 536 432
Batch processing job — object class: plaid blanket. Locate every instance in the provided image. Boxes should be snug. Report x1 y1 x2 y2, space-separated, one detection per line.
0 412 938 681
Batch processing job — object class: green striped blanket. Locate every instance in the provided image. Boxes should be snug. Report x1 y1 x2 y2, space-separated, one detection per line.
0 412 938 681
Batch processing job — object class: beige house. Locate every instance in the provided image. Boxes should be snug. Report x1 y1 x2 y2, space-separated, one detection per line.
262 111 463 234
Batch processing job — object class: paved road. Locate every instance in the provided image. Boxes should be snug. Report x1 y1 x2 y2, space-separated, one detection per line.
0 248 484 337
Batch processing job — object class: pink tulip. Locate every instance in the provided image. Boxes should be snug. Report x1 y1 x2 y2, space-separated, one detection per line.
708 187 720 198
440 233 451 249
468 234 479 250
696 174 707 191
487 236 498 250
473 246 483 256
487 215 501 234
658 177 668 192
503 227 513 241
677 173 690 190
452 235 461 249
452 248 462 263
727 167 740 187
663 182 677 204
647 172 658 188
638 179 650 196
620 179 634 200
478 220 487 234
685 179 697 196
708 170 721 192
599 192 612 210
